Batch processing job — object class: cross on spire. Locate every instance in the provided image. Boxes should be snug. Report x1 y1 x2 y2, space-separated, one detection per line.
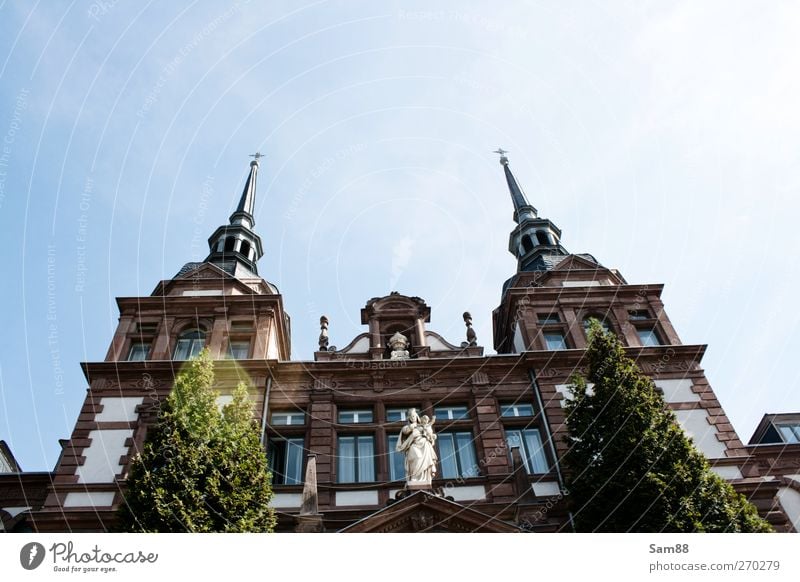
493 147 509 165
249 151 265 162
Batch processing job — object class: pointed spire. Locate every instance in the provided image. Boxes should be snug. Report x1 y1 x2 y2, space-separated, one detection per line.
204 154 266 278
494 148 537 223
229 152 262 229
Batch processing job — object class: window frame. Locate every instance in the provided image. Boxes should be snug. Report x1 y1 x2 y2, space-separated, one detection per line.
337 434 376 484
504 426 550 475
172 328 208 360
437 430 479 480
267 436 305 485
127 341 151 362
338 409 374 424
270 411 306 427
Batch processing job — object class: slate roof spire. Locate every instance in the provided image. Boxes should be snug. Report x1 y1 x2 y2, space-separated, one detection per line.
202 154 266 278
494 148 568 272
229 152 262 229
495 148 537 223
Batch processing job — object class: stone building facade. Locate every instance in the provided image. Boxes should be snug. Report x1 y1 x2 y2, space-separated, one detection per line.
4 152 799 532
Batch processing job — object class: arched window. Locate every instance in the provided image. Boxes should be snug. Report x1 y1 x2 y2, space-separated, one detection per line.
224 237 236 253
240 240 251 259
583 315 611 337
521 235 534 253
173 329 206 360
536 231 550 246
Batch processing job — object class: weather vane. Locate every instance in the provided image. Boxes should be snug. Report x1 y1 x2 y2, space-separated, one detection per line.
249 152 265 161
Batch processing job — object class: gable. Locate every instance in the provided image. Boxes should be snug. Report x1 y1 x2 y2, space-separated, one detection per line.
151 262 258 296
341 491 520 533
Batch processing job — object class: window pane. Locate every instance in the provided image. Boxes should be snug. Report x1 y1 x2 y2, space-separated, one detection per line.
778 425 800 444
338 436 356 483
388 435 405 480
538 314 560 324
357 436 375 482
583 317 610 333
271 412 304 426
544 332 567 350
522 429 548 473
174 330 206 360
455 432 478 478
637 329 660 347
284 439 304 485
188 339 205 359
338 410 372 424
500 403 534 417
228 340 250 359
507 429 549 474
438 433 458 479
127 342 150 361
434 406 469 421
387 407 419 422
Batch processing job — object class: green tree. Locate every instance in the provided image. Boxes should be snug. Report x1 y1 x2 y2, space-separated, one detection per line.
562 320 771 532
118 350 276 532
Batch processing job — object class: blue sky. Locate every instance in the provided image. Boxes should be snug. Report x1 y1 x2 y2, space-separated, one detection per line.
1 1 798 471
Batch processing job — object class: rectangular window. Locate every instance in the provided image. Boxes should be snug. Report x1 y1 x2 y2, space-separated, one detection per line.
337 435 375 483
386 407 420 423
506 428 549 474
229 321 254 332
777 424 800 444
628 310 650 320
437 432 478 479
387 435 405 481
434 406 469 421
544 331 567 350
268 438 304 485
636 328 661 347
137 321 158 334
338 410 373 424
127 342 150 361
227 340 251 359
270 411 305 426
500 403 535 418
538 313 560 325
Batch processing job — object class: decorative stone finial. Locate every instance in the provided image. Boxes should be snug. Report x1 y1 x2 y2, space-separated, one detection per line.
463 311 477 347
318 315 329 351
389 331 410 360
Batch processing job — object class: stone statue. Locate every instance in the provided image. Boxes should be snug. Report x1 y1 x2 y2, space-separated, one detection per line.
395 408 437 487
389 331 410 360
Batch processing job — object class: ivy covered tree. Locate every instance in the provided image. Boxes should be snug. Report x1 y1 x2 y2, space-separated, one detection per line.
562 320 771 532
118 350 276 532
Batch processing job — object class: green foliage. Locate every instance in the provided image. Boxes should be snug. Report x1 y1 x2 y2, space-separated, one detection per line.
562 320 771 532
118 350 276 532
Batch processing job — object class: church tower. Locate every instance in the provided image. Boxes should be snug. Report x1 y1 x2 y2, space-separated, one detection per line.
32 156 291 531
490 151 787 528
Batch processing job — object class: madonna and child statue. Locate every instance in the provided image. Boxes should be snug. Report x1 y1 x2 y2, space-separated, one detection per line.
395 408 437 489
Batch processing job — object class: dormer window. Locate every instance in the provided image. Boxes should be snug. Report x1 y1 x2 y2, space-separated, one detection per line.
173 329 206 360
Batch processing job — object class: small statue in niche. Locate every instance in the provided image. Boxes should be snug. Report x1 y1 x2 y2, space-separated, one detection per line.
389 331 410 360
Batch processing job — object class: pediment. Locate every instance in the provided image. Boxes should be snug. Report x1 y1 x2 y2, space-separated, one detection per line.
551 254 601 272
341 491 520 533
151 262 258 296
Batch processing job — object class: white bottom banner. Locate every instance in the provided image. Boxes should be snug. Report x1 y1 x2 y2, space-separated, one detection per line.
0 533 797 581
